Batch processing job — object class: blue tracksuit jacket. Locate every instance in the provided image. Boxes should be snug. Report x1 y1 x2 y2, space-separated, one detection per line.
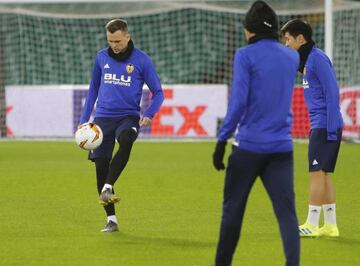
302 47 343 140
80 47 164 124
218 39 299 153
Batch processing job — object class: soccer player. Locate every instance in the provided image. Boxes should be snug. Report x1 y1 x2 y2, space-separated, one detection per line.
212 1 300 265
79 19 164 232
281 19 343 237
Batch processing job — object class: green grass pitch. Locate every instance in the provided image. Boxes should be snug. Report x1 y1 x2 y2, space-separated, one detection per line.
0 141 359 265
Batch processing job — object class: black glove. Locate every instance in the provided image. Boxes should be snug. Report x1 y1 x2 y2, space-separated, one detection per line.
212 141 227 171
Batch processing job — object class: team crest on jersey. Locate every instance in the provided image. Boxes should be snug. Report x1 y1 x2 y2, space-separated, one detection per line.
126 63 134 74
302 67 309 89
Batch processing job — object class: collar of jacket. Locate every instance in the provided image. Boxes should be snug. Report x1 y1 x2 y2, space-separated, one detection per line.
298 40 315 74
108 39 134 61
247 32 279 44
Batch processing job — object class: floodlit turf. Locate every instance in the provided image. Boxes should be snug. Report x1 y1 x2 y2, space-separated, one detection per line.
0 141 359 265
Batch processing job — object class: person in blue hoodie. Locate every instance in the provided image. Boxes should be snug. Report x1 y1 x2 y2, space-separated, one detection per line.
281 19 343 238
212 1 300 265
80 19 164 232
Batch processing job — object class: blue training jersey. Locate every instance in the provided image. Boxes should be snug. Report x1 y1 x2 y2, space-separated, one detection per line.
302 47 343 140
218 39 299 153
80 47 164 124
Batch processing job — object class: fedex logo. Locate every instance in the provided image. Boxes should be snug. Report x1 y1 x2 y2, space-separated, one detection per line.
151 88 208 136
104 73 131 86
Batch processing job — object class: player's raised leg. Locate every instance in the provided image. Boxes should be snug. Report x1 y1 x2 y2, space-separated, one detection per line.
106 127 137 185
100 118 139 205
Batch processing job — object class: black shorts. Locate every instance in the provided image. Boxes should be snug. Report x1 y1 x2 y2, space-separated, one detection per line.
308 128 342 173
88 116 140 161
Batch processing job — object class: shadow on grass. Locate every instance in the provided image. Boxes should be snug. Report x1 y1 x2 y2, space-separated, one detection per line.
103 231 216 249
324 237 360 246
303 236 360 246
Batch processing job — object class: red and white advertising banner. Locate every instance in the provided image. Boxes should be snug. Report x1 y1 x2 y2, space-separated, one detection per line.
6 86 74 137
292 86 360 139
5 85 227 138
291 86 310 138
5 85 359 139
340 87 360 139
149 85 227 137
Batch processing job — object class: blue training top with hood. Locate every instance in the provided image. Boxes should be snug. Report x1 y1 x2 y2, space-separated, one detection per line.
218 39 299 153
80 46 164 124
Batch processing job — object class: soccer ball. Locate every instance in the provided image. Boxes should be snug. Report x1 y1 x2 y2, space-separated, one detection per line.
75 122 103 150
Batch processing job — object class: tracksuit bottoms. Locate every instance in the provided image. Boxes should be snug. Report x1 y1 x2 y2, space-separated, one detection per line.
215 146 300 266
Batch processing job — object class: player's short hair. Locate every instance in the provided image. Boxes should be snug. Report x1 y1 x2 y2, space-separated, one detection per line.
105 19 128 33
281 19 312 42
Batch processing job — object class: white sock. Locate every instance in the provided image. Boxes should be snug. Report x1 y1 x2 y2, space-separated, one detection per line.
322 203 336 225
306 205 322 227
107 215 118 224
101 183 112 193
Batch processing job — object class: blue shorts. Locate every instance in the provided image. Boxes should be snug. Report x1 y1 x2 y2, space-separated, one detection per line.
308 128 342 173
88 116 140 161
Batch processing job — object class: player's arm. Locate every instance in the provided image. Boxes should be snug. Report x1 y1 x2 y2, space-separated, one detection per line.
218 49 250 141
213 49 250 170
141 56 164 126
79 56 101 125
315 54 340 141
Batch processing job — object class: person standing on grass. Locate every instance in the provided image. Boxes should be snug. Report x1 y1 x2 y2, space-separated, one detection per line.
212 1 300 265
80 19 164 232
281 19 343 238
